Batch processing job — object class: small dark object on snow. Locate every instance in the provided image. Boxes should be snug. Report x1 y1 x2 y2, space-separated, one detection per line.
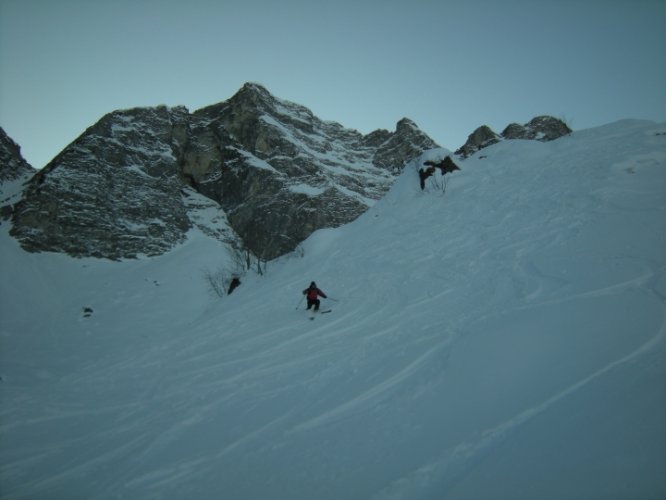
418 165 436 190
228 276 241 295
82 307 93 317
419 156 460 189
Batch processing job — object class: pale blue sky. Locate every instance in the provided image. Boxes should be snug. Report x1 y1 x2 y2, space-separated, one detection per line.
1 0 665 168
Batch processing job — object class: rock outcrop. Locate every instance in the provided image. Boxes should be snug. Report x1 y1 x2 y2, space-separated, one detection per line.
454 125 501 159
501 116 572 141
455 116 571 158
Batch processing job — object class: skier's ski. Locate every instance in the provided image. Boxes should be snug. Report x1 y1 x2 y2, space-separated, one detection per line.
308 309 332 320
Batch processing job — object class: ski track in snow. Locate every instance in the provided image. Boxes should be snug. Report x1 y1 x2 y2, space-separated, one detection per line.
375 285 666 500
1 121 666 499
287 336 453 434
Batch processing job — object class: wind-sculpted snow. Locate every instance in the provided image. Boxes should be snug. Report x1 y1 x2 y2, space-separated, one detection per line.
1 120 665 499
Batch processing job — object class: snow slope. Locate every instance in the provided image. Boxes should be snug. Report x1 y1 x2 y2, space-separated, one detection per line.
1 120 665 499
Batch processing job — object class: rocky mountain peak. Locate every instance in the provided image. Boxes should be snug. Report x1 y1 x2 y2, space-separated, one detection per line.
1 127 35 218
7 84 438 261
187 88 439 259
453 125 501 159
372 118 440 172
8 105 201 259
455 116 571 158
0 127 34 184
224 82 283 118
505 115 573 141
396 117 418 132
234 81 274 103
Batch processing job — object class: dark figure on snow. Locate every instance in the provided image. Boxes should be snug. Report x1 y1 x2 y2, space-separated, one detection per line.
419 156 461 189
227 276 241 295
303 281 327 311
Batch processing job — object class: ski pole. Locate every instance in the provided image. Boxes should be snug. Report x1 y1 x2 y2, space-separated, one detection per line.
295 295 305 310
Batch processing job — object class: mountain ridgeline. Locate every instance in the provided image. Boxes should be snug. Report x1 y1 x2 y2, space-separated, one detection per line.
0 128 36 219
0 83 570 260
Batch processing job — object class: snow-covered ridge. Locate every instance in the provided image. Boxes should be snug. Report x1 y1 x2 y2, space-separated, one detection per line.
1 119 665 499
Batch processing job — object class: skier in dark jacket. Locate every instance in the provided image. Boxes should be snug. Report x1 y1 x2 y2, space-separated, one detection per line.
303 281 327 311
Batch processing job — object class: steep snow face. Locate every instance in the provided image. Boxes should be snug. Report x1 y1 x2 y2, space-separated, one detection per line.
1 120 665 499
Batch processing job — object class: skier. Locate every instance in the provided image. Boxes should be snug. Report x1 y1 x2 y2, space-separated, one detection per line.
302 281 327 311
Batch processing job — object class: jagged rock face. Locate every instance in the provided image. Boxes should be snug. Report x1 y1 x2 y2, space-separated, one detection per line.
455 116 571 158
372 118 440 173
502 116 572 141
0 127 34 183
10 107 194 259
501 123 528 140
184 83 439 259
454 125 501 159
9 83 439 260
1 127 35 218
